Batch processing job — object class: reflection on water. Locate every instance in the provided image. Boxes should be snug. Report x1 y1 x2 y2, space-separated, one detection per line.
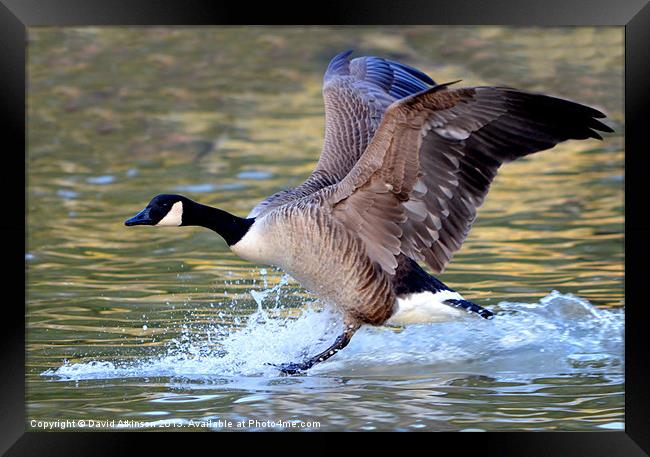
27 26 623 431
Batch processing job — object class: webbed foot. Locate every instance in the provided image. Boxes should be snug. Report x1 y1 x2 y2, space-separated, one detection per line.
276 361 312 375
267 320 361 375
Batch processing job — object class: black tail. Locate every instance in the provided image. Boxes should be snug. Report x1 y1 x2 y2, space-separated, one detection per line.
443 298 494 319
392 255 494 320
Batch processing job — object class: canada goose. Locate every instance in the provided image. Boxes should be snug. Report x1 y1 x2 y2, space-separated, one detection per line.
126 50 613 374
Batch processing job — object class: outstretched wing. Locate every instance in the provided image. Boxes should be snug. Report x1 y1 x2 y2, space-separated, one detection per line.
315 50 435 180
248 51 434 217
326 85 613 274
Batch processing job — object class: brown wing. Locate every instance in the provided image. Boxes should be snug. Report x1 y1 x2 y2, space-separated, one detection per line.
248 51 433 217
327 85 613 274
316 51 434 181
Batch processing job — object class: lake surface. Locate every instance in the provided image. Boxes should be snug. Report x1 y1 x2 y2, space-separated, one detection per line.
27 26 624 431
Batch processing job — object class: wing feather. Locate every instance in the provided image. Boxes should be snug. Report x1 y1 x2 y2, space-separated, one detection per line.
248 51 434 217
325 85 613 274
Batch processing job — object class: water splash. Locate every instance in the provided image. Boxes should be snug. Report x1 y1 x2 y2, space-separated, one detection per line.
43 290 623 383
250 273 289 311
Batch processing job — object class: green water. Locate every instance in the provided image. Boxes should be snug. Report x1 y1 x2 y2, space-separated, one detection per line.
27 26 624 432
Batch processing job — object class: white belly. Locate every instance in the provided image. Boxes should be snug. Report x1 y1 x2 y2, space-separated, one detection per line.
386 290 466 326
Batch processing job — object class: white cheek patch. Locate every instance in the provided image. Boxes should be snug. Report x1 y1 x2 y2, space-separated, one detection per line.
155 201 183 226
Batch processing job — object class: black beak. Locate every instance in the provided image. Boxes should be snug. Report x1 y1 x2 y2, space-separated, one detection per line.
125 207 154 226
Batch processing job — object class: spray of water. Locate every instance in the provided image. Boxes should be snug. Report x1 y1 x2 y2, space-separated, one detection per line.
43 277 623 383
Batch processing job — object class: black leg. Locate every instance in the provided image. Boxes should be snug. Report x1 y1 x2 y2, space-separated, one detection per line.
274 322 360 375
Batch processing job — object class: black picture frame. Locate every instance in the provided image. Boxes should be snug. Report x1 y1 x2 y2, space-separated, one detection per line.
5 0 649 454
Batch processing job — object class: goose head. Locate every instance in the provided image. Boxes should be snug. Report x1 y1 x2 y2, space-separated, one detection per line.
125 194 254 246
125 194 186 227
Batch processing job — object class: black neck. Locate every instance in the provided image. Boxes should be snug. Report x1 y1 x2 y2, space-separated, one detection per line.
182 199 254 246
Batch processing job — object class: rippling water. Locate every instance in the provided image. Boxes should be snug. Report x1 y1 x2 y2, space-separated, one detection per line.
27 26 624 431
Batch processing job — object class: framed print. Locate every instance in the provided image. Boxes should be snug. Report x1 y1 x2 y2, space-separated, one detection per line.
4 0 649 454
